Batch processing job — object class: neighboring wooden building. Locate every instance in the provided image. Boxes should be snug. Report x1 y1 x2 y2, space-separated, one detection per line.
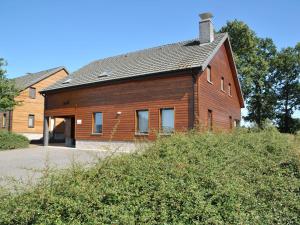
41 13 244 148
0 67 68 140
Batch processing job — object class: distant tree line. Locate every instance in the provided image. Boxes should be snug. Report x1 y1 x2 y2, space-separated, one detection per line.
220 20 300 133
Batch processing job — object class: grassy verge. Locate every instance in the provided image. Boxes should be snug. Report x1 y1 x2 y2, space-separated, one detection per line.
0 131 29 150
0 129 299 224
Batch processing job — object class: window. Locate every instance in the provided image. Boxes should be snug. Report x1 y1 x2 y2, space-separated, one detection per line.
29 87 36 99
28 114 35 128
221 77 224 91
93 112 103 134
234 120 240 128
160 108 174 133
229 116 232 129
208 109 213 131
2 113 7 128
228 83 232 96
136 110 149 134
207 66 212 83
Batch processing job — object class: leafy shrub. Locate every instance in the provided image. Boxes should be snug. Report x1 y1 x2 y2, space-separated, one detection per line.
0 130 29 150
0 130 299 224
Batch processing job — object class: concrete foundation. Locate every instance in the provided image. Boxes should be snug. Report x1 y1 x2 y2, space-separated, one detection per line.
76 140 149 153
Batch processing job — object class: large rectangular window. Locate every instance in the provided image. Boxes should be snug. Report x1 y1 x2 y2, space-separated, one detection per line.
93 112 103 134
2 113 7 128
29 87 36 99
160 108 174 133
136 110 149 134
208 109 213 131
28 114 35 128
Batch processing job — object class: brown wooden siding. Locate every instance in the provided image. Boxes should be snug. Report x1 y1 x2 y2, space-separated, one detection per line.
197 44 241 130
44 43 242 141
11 69 68 134
45 73 195 141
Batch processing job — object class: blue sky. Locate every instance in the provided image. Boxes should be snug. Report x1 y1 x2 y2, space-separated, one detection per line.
1 0 299 118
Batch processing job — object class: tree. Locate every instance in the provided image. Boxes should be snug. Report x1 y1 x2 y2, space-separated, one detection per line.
220 21 277 128
273 43 300 133
0 58 19 111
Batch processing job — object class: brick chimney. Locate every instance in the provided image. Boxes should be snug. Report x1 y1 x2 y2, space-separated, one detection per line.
199 12 214 44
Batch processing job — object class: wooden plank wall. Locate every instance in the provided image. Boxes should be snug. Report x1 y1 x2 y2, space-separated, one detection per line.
45 73 194 141
197 44 242 131
11 69 68 134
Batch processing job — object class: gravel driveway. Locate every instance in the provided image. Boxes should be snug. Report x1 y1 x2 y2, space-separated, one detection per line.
0 146 112 188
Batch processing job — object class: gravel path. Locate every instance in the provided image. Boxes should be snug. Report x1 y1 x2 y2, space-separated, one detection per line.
0 146 112 188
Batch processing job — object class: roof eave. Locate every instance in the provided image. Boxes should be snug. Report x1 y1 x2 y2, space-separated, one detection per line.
15 67 69 92
40 67 201 94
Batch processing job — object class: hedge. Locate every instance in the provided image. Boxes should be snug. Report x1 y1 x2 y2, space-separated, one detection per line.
0 131 29 150
0 129 299 224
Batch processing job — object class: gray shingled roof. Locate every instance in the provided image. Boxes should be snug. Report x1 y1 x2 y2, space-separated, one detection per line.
43 33 228 92
13 66 67 91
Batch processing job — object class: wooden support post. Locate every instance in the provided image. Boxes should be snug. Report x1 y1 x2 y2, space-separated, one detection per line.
43 116 49 146
65 118 72 147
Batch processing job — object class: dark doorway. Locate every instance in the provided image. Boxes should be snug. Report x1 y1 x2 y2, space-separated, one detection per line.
71 117 76 146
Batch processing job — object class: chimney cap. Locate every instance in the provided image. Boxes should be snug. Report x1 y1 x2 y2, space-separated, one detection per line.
199 12 213 21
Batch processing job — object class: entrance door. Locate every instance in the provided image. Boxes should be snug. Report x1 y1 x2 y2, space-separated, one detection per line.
65 117 75 147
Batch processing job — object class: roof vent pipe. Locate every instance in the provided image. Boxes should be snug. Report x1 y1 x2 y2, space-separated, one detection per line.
199 12 214 44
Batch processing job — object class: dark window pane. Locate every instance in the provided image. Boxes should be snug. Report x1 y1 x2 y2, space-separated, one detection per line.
93 112 103 133
137 110 148 133
2 113 6 128
161 108 174 133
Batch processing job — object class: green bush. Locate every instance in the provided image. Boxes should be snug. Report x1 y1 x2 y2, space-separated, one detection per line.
0 130 29 150
0 130 299 224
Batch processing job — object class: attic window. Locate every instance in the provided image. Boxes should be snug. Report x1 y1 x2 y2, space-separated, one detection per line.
62 78 72 84
98 71 111 78
184 40 200 46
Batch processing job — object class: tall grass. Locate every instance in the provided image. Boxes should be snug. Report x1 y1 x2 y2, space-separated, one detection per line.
0 129 299 224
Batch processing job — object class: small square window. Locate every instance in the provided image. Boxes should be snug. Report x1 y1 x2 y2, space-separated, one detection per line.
234 120 240 128
28 114 35 128
136 110 149 134
207 66 212 83
29 87 36 99
93 112 103 134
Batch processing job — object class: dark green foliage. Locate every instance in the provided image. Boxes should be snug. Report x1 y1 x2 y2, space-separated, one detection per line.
0 58 19 111
0 130 299 224
0 131 29 150
220 21 278 128
273 44 300 133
